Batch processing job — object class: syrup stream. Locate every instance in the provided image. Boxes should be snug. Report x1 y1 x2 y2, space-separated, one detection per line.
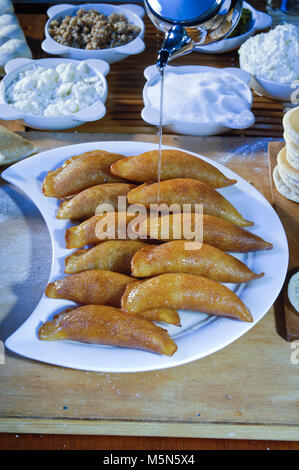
157 68 165 204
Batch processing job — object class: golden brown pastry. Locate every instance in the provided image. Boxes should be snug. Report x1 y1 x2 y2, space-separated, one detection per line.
64 240 149 275
38 305 178 356
110 149 236 188
138 213 272 252
47 270 180 325
65 212 138 249
57 183 136 220
127 179 252 227
131 241 264 283
43 150 127 198
0 124 37 165
46 270 136 307
121 273 253 322
136 307 181 326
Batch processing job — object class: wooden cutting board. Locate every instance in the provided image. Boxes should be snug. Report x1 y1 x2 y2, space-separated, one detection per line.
0 133 298 441
268 141 299 342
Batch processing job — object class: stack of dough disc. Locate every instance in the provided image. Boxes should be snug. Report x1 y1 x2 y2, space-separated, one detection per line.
273 106 299 203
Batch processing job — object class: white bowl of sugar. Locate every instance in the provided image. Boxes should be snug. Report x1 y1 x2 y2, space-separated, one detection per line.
142 65 255 136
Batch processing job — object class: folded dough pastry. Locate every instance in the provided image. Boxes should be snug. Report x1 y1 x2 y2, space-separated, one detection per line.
43 150 127 198
0 24 26 46
0 13 17 28
0 0 14 14
0 125 37 164
0 38 31 75
45 270 180 326
65 212 141 249
46 270 136 308
57 183 136 220
121 273 253 322
138 213 272 252
64 240 149 274
131 241 264 283
0 1 32 76
110 149 236 188
127 178 253 227
38 304 178 356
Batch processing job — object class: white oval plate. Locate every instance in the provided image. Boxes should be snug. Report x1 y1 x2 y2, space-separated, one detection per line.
2 141 288 373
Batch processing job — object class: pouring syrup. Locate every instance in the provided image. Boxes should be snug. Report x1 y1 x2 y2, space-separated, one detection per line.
157 67 165 204
146 0 243 204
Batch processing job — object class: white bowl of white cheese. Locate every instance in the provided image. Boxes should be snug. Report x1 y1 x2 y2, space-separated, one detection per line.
239 24 299 101
142 65 255 136
0 57 109 130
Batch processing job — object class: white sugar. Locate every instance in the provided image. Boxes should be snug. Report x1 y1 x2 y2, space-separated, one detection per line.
146 71 253 128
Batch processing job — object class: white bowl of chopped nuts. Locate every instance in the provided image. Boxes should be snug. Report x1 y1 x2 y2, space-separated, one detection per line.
42 3 145 64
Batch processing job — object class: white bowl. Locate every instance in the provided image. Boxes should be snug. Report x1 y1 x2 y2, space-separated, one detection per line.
142 64 255 136
239 62 295 102
196 2 272 54
42 3 145 64
0 57 110 130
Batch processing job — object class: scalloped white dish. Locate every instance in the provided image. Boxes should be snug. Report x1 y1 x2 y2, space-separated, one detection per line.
2 141 288 373
0 57 110 130
142 65 255 136
42 3 145 64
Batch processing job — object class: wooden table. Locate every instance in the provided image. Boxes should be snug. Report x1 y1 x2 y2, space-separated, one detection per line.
0 1 299 450
3 1 284 138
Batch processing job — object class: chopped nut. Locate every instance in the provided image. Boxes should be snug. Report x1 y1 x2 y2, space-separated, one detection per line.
48 9 141 50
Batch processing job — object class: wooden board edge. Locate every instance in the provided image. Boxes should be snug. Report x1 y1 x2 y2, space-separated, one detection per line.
0 419 298 441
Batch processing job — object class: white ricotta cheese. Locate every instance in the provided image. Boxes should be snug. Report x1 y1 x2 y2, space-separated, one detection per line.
5 61 104 116
239 23 299 84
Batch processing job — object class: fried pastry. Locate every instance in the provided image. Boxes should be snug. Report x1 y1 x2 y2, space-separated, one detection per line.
0 124 37 164
127 179 252 227
64 240 149 274
131 241 264 283
121 273 253 322
38 305 178 356
65 212 137 249
138 214 272 252
43 150 127 198
46 270 136 307
110 149 236 188
136 307 181 326
47 270 179 325
57 183 136 220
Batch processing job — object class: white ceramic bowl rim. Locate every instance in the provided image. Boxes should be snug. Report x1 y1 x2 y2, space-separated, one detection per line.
45 3 145 53
251 73 295 88
0 58 108 121
143 65 254 128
